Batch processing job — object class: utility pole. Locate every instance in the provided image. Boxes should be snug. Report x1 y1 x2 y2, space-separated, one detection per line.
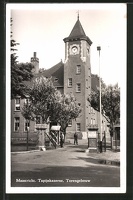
97 46 102 153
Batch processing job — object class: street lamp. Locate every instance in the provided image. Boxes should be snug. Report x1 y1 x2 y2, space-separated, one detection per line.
97 46 102 153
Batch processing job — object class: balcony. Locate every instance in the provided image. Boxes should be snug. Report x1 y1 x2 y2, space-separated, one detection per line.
88 124 98 131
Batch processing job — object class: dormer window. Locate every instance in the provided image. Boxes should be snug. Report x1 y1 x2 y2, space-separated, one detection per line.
54 77 58 82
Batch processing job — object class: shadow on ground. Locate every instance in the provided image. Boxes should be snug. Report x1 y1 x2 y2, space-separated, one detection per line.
11 165 120 187
70 156 120 167
66 144 120 166
66 144 88 150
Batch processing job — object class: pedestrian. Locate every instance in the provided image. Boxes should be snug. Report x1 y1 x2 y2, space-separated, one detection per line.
74 132 78 145
60 133 64 148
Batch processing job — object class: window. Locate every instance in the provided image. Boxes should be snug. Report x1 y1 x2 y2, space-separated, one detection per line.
86 79 88 88
25 98 30 105
42 116 46 124
15 98 20 111
24 120 30 131
14 117 20 131
36 116 41 124
68 119 72 127
76 123 81 131
76 83 81 92
91 118 96 125
91 107 93 113
68 78 72 87
76 65 81 74
54 77 58 82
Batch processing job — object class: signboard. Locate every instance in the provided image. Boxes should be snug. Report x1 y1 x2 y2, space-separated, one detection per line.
88 138 97 148
35 124 48 130
88 131 97 149
51 126 61 131
88 131 97 138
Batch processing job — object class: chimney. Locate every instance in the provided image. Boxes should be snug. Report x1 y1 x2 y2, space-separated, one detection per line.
31 52 39 74
34 52 36 58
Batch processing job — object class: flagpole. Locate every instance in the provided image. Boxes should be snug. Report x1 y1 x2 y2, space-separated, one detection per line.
97 46 102 153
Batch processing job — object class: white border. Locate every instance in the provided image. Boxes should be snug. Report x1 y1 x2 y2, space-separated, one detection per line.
6 3 126 194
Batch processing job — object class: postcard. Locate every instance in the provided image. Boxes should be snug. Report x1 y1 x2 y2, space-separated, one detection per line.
6 3 126 193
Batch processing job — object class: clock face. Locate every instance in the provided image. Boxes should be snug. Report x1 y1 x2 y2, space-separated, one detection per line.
72 46 78 54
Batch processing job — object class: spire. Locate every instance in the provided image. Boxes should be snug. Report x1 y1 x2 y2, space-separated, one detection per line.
69 18 86 38
77 10 79 20
63 15 92 45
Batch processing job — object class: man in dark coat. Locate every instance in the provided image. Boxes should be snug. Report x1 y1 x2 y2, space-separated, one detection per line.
74 132 78 145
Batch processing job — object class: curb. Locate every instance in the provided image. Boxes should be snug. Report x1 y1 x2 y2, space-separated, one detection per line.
11 146 67 154
11 149 40 154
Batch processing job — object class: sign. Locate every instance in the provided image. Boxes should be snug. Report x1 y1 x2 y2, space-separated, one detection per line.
88 131 96 138
88 138 97 148
51 126 61 131
35 124 47 130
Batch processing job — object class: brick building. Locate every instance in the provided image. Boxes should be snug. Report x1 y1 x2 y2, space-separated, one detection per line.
11 16 109 144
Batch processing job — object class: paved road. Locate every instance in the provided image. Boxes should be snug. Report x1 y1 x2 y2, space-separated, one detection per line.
11 141 120 187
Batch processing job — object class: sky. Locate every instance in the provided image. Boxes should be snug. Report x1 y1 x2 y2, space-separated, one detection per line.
8 3 126 86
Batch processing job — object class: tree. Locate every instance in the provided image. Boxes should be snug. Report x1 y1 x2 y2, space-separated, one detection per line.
10 18 19 66
51 93 82 140
88 81 120 148
11 62 34 99
89 78 106 112
102 84 120 134
21 76 81 140
21 76 59 122
11 18 34 99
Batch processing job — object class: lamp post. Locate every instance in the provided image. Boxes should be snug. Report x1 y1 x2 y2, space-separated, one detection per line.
97 46 102 153
26 125 29 151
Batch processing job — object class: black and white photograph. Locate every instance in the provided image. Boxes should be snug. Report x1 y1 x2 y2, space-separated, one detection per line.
6 3 126 193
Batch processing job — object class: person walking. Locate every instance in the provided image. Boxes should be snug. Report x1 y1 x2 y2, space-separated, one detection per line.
74 132 78 145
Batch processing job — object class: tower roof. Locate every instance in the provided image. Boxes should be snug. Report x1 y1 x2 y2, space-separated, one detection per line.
63 17 92 45
69 18 86 38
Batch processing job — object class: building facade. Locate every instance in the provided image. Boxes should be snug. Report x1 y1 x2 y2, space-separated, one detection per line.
11 16 109 144
63 16 92 138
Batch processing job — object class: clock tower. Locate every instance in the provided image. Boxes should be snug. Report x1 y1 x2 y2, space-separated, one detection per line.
63 16 92 138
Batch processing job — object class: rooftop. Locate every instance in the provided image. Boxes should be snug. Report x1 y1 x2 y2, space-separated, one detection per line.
63 18 92 45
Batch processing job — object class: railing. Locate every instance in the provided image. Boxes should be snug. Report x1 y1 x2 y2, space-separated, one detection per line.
88 124 98 130
45 132 58 149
